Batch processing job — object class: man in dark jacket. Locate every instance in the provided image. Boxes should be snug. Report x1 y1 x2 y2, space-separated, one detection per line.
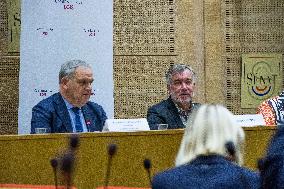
147 64 200 130
31 59 107 133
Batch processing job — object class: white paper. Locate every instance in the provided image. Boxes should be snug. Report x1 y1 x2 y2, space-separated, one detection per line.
234 114 265 127
103 119 150 132
19 0 114 134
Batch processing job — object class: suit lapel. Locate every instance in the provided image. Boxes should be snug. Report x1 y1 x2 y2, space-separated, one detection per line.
53 93 73 132
166 98 184 128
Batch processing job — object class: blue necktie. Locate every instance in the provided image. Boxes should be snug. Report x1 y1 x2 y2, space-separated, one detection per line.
71 107 83 132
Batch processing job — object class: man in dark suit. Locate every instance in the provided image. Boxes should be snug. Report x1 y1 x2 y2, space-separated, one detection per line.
30 59 107 134
147 64 200 130
258 126 284 188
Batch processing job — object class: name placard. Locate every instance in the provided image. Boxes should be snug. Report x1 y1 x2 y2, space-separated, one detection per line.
234 114 265 127
103 118 150 132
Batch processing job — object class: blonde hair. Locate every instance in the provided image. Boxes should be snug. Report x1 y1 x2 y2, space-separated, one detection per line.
175 104 245 166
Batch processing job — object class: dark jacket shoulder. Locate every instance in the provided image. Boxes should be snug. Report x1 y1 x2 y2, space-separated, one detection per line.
147 97 201 130
152 155 260 189
31 92 107 133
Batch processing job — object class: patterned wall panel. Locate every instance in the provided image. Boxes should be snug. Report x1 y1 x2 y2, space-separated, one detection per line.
0 57 19 134
114 0 175 55
113 0 177 118
114 56 175 118
222 0 284 114
0 1 20 134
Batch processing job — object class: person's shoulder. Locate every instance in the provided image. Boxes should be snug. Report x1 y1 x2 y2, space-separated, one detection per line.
33 93 59 107
260 95 279 106
149 98 172 110
86 101 105 110
237 166 259 176
215 160 260 187
155 164 190 179
152 164 193 188
228 162 260 182
153 166 180 181
238 166 260 186
257 95 279 114
269 95 280 101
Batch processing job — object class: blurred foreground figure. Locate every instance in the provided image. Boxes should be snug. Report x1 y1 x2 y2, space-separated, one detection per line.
152 104 260 189
258 125 284 188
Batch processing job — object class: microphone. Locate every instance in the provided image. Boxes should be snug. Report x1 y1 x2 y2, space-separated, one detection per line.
50 158 58 189
108 143 117 156
69 134 80 151
60 152 75 189
60 135 80 189
104 143 117 189
143 158 152 187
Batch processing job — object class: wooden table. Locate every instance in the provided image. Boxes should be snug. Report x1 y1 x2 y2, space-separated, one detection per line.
0 127 276 188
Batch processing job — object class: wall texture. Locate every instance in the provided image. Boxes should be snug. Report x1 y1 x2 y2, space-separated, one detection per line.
222 0 284 114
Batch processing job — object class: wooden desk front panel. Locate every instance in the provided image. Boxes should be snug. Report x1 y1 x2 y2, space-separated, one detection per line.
0 127 276 188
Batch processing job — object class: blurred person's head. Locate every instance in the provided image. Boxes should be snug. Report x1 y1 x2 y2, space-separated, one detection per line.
166 64 196 110
59 59 94 108
175 104 245 166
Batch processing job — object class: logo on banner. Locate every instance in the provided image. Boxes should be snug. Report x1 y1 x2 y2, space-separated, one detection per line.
34 89 96 97
83 28 99 37
36 28 54 36
34 89 54 97
54 0 83 10
241 54 282 108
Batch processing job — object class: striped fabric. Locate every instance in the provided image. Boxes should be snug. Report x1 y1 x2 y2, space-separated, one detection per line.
257 91 284 126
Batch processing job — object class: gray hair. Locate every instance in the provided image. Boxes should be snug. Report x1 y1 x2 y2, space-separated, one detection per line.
59 59 91 83
165 64 196 85
175 104 245 166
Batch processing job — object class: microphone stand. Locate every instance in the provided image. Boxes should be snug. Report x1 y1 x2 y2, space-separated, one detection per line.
61 134 80 189
50 158 58 189
143 158 152 187
104 144 117 189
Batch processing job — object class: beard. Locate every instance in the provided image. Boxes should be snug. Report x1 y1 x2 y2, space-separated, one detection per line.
170 92 192 105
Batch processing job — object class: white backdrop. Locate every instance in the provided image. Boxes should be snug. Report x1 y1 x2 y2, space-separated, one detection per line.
19 0 113 134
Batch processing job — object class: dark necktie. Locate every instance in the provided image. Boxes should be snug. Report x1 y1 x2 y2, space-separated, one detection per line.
71 107 83 132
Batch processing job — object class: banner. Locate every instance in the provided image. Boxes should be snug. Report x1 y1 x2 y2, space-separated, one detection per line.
19 0 113 134
241 53 282 108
